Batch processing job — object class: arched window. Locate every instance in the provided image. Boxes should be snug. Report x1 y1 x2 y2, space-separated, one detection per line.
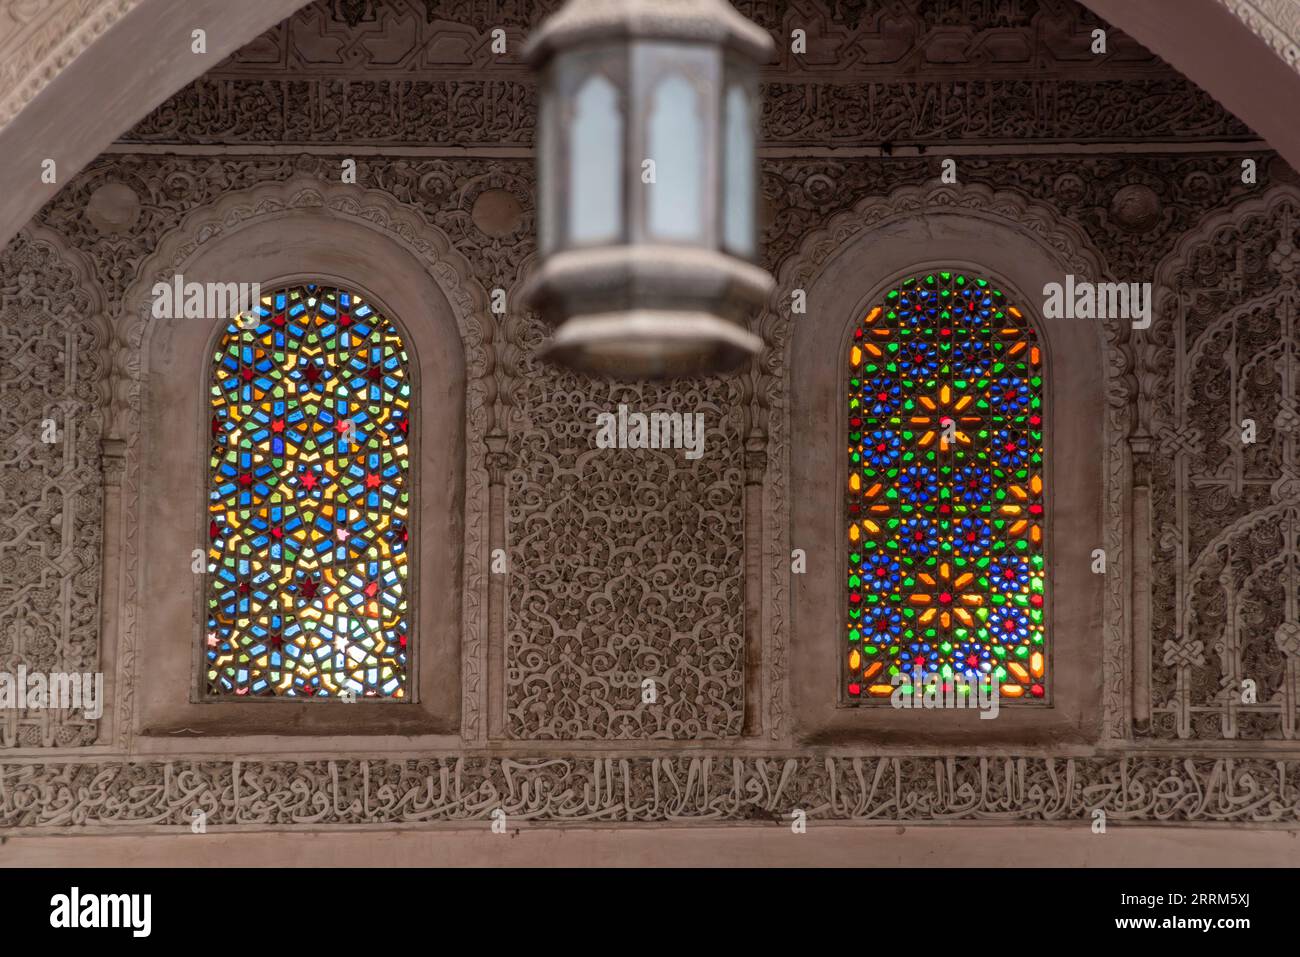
205 284 412 698
846 272 1045 702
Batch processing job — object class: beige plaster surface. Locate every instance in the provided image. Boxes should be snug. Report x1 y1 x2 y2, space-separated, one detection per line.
2 825 1297 867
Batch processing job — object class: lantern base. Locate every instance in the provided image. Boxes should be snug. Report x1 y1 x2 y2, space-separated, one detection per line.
541 309 762 379
524 245 774 379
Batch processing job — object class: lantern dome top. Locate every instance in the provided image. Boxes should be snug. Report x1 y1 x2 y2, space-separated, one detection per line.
524 0 775 65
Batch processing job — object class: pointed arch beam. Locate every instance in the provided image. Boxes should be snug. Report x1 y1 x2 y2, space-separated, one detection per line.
0 0 310 252
1079 0 1300 171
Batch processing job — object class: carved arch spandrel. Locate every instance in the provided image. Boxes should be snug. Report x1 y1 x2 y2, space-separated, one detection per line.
753 182 1126 745
112 178 494 749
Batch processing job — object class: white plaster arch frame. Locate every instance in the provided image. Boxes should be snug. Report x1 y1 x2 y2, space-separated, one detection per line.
112 178 493 751
768 183 1123 748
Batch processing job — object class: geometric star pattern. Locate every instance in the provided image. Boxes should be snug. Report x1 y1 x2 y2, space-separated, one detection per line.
846 273 1045 701
206 284 410 698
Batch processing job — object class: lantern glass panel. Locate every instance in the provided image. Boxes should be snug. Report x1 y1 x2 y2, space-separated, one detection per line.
722 82 755 258
568 71 623 246
646 72 705 242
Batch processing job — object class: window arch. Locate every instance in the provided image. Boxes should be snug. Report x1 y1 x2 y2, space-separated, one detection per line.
205 283 412 699
846 271 1045 702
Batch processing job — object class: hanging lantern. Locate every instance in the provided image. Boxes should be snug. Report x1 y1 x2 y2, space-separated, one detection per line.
524 0 775 378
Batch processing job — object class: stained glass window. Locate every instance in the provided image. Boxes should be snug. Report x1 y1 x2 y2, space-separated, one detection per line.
846 272 1045 701
206 284 411 698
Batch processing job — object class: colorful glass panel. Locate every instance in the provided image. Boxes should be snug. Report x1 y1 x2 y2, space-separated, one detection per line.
846 272 1045 701
206 284 411 698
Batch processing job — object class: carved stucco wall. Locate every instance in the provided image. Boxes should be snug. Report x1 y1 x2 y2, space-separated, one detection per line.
4 0 1300 830
503 366 747 740
4 0 1299 253
0 228 106 749
1144 188 1300 741
122 0 1248 149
